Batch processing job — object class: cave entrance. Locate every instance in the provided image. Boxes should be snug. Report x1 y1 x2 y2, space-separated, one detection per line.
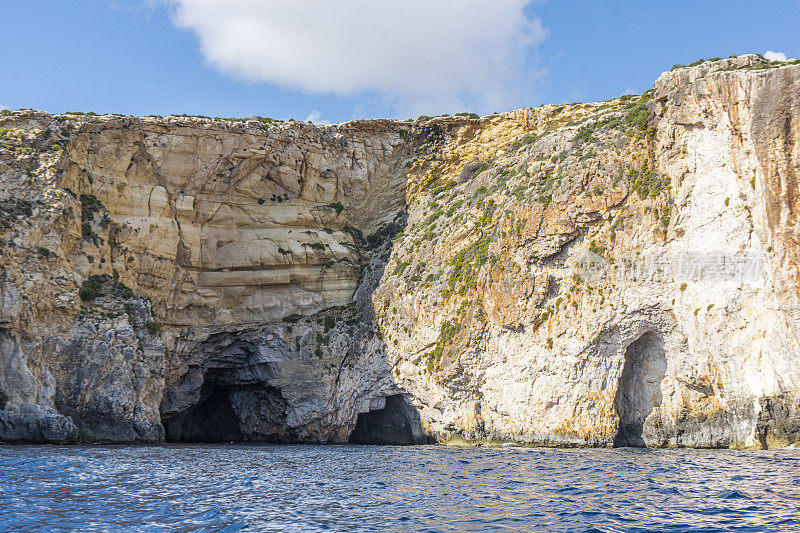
613 331 667 448
349 395 432 445
162 378 290 443
163 381 244 442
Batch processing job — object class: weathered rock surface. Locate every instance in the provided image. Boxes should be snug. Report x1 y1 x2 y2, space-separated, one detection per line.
1 54 799 447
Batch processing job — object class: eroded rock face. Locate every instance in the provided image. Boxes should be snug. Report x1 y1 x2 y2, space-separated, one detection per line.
1 54 799 447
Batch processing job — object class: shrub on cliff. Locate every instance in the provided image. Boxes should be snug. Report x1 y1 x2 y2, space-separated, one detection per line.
79 274 137 302
624 103 649 133
326 202 344 214
79 275 105 301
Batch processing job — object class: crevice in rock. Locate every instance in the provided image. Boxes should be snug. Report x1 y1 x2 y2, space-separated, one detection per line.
348 394 433 445
613 331 667 447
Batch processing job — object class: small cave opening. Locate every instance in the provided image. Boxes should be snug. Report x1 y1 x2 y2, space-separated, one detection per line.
349 394 432 445
613 331 668 447
163 378 291 443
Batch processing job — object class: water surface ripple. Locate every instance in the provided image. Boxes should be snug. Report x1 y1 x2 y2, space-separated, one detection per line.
1 444 799 532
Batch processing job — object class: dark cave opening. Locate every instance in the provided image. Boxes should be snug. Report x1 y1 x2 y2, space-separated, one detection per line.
163 382 244 442
163 378 290 443
613 331 668 448
349 394 432 445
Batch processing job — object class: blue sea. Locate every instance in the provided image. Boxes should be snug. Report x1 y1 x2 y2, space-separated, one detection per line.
1 444 799 532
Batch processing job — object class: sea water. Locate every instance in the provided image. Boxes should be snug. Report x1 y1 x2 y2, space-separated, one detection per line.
1 444 799 532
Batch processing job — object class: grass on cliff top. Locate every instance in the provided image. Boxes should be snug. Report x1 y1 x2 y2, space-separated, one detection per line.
716 58 800 72
669 54 800 73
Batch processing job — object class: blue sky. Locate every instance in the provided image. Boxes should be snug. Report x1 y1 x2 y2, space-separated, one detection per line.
2 1 798 123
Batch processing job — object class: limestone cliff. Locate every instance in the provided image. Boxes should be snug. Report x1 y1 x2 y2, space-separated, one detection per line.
1 54 799 448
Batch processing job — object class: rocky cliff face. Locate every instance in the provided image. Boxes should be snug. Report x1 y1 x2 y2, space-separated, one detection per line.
1 54 799 448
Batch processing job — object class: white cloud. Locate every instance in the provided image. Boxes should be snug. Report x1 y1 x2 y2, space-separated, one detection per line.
764 50 787 62
305 110 330 125
167 0 547 115
0 103 7 110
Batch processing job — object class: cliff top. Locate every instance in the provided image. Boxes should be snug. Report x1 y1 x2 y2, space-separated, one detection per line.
3 54 797 135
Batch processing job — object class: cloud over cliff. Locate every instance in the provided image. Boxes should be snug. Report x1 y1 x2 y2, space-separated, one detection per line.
764 50 788 62
168 0 547 115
